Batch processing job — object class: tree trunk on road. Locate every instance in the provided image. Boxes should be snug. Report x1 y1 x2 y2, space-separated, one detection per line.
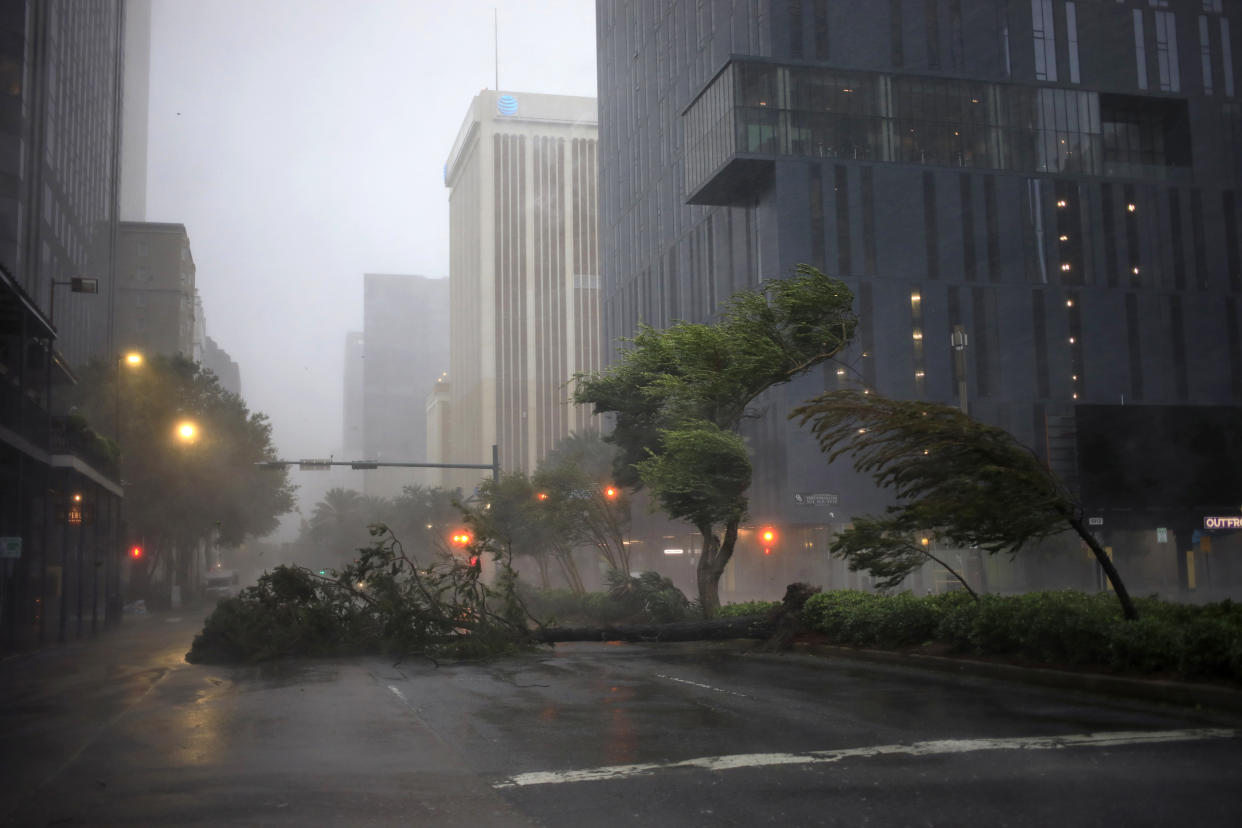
533 614 773 644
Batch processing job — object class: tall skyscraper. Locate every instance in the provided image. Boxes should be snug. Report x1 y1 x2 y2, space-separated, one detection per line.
597 1 1242 596
0 1 126 647
0 0 125 366
444 90 603 477
360 274 448 496
114 222 196 358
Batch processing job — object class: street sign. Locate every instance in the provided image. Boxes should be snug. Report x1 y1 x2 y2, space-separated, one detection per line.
794 492 839 506
0 537 20 559
1204 516 1242 530
1157 527 1168 543
1087 516 1104 526
298 459 333 470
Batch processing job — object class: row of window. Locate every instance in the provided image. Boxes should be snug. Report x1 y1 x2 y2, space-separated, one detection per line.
686 61 1200 195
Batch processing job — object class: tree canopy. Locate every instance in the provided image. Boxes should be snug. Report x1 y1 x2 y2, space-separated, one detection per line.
69 355 295 587
791 389 1138 620
575 265 857 616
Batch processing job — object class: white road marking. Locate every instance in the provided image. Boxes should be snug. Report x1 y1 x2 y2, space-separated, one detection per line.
388 685 408 704
492 728 1238 789
655 673 750 698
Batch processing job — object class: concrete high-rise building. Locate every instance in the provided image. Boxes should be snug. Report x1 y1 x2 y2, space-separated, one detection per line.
361 274 448 496
597 1 1242 598
342 330 365 457
203 336 241 398
114 222 196 358
0 1 126 648
0 0 125 366
444 90 603 478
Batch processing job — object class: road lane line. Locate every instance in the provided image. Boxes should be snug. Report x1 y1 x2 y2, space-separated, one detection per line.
655 673 751 698
388 685 408 704
492 728 1238 789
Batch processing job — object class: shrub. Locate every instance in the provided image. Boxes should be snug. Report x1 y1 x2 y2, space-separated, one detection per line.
798 588 1242 683
719 600 781 618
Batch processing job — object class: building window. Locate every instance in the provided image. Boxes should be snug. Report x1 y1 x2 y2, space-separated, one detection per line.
1223 18 1236 97
1031 0 1057 82
1200 16 1214 95
924 172 939 280
1154 10 1180 92
1066 2 1081 84
835 165 851 275
911 287 927 395
890 0 904 67
926 0 941 71
813 0 829 61
1135 10 1149 91
1125 293 1144 401
1066 290 1083 398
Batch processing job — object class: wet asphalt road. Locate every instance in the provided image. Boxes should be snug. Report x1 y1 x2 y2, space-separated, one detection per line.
2 612 1241 827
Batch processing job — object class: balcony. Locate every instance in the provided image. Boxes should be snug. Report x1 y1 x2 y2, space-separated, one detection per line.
682 60 1195 206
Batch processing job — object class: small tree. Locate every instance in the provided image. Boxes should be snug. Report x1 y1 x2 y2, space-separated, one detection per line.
69 355 295 597
791 390 1138 620
575 265 857 616
534 431 632 577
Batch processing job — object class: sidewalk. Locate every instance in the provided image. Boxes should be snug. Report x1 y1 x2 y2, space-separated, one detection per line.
795 641 1242 715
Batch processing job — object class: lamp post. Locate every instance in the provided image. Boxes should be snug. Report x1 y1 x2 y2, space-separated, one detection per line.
48 277 99 326
108 351 141 627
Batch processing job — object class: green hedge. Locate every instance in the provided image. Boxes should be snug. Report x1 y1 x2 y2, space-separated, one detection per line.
719 600 782 618
799 589 1242 683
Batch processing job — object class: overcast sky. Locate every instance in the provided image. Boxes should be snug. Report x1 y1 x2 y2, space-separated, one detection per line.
145 0 597 484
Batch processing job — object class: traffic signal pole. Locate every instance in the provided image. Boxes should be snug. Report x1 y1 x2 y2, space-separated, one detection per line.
257 445 501 482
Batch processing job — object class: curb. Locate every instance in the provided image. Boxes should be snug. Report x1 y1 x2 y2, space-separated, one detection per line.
792 643 1242 715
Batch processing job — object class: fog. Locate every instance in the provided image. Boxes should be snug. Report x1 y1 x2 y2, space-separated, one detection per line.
144 0 596 534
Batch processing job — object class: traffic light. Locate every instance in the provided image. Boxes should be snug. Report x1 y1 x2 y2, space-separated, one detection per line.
760 526 777 555
129 545 143 560
604 485 618 500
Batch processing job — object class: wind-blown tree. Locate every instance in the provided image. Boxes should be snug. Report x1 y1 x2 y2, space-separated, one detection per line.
385 484 466 563
791 389 1138 620
533 431 632 578
461 473 587 590
575 265 858 616
307 488 385 562
68 355 295 595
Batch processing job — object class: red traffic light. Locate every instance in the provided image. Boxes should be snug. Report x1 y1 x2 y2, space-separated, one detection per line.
129 545 143 560
760 527 776 545
604 485 618 500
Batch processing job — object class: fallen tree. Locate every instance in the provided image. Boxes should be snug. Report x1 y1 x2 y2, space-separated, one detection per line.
533 615 773 643
186 525 819 664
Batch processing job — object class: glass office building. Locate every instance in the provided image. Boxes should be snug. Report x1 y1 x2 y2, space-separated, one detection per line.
596 0 1242 598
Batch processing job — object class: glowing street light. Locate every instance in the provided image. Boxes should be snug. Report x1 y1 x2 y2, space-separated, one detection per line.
175 421 199 443
123 351 143 367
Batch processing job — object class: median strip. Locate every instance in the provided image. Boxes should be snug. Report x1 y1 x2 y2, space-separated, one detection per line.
492 728 1238 788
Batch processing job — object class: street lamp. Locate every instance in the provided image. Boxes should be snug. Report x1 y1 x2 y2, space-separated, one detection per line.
175 420 199 443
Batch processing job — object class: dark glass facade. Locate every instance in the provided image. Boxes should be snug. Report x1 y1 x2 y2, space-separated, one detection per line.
598 0 1242 598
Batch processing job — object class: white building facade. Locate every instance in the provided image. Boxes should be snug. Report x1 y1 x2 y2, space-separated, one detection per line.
443 91 603 478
